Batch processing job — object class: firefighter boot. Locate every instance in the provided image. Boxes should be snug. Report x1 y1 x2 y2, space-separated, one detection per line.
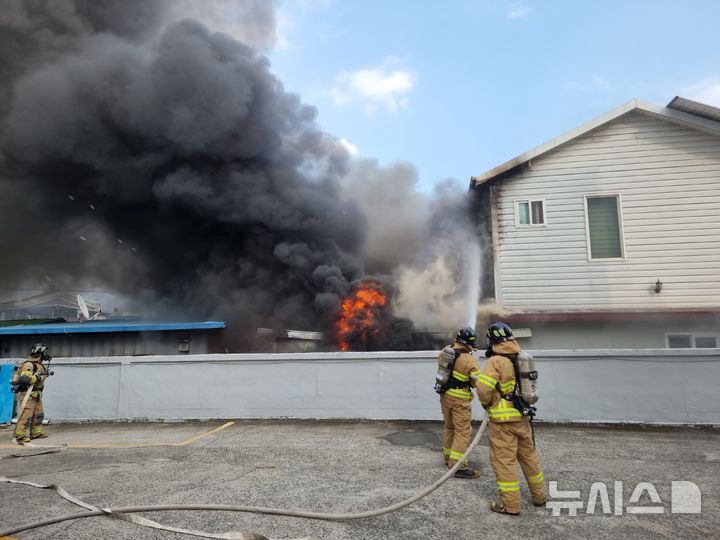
490 501 520 516
454 467 481 479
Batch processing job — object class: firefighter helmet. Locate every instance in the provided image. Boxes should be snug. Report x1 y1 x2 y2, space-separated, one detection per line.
30 343 48 357
455 327 477 347
486 322 514 344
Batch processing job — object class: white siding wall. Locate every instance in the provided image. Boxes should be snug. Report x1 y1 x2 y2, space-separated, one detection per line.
496 111 720 310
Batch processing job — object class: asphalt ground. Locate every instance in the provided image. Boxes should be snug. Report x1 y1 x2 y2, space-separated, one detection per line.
0 420 718 539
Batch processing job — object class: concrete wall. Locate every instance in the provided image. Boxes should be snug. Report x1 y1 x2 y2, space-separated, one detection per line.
31 349 720 425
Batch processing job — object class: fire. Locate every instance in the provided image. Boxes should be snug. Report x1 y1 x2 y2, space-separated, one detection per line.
336 281 389 351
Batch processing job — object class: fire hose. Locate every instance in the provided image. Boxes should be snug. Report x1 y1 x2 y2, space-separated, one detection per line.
14 383 35 426
0 415 489 539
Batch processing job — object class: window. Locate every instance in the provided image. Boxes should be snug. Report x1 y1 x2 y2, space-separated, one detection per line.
516 200 545 226
585 195 624 259
666 334 718 348
667 335 692 348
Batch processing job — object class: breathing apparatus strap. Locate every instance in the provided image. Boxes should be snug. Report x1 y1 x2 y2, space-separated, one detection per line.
446 377 470 390
496 354 536 421
437 347 467 394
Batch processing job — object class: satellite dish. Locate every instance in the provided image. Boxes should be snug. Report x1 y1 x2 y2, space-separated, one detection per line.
77 294 90 320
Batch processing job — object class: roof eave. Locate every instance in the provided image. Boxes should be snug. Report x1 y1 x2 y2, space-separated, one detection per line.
471 98 720 188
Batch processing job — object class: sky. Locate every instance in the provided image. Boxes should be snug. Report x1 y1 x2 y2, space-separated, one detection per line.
269 0 720 192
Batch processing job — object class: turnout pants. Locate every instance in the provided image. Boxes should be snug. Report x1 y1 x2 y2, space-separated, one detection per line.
440 394 473 470
14 392 45 439
489 420 545 513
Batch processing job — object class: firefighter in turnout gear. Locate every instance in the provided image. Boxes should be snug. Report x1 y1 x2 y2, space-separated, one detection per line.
437 327 482 479
476 322 546 515
13 343 51 444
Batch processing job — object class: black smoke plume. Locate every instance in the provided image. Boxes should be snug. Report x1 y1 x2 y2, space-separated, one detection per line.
0 1 481 350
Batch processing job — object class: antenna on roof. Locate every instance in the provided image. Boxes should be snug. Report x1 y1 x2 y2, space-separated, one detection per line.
77 294 90 319
77 294 102 324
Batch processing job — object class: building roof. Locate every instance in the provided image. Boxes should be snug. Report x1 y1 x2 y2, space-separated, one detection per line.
0 290 101 311
471 96 720 187
667 96 720 123
0 320 226 335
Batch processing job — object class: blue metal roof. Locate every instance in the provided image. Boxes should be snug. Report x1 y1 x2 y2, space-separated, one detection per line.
0 320 226 335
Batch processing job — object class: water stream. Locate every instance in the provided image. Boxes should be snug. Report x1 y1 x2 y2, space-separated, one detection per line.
464 240 482 328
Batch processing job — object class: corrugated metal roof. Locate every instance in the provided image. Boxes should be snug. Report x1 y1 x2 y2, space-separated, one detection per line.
256 328 325 340
471 97 720 187
0 290 101 310
667 96 720 123
0 320 226 335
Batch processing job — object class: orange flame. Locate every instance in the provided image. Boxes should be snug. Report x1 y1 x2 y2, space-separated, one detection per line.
336 282 388 351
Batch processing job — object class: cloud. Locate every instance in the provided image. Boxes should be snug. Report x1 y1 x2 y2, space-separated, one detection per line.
506 2 532 19
682 77 720 107
326 61 416 113
339 138 358 156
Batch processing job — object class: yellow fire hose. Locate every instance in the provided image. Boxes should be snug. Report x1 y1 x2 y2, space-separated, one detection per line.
0 415 489 539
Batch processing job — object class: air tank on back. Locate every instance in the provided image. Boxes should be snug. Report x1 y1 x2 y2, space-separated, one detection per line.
516 351 539 404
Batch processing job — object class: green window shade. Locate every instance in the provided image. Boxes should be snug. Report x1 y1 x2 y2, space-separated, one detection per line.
587 196 622 258
518 202 530 225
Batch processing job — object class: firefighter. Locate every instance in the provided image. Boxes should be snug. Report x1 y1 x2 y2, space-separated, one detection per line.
13 343 51 444
476 322 546 515
438 327 482 478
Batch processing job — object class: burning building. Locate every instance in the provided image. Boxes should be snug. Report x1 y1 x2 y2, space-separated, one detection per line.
0 2 483 352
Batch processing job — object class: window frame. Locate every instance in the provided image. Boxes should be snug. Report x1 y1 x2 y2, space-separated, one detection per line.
664 332 720 349
583 193 626 262
514 199 547 228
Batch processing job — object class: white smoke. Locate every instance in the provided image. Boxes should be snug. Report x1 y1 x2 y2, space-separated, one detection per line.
343 160 482 332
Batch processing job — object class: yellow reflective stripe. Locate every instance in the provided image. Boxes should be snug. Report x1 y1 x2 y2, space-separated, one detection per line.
488 399 523 419
528 472 544 483
476 374 497 389
469 369 480 380
19 369 37 384
452 370 470 382
449 450 466 460
499 380 515 392
497 481 520 491
488 412 523 420
443 447 451 456
488 407 522 415
446 388 472 399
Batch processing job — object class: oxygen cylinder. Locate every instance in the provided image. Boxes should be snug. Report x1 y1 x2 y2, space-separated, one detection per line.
9 359 23 392
516 351 539 404
434 345 457 394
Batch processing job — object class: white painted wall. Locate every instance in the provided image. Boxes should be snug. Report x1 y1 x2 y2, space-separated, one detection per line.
34 350 720 424
495 111 720 310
